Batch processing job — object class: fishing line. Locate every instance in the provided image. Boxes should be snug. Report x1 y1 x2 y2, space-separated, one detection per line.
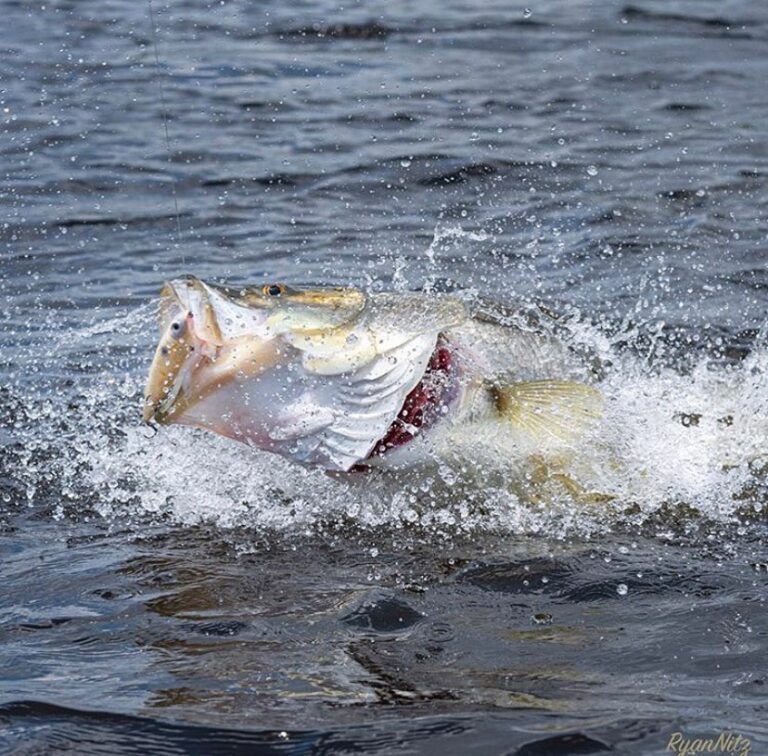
147 0 184 251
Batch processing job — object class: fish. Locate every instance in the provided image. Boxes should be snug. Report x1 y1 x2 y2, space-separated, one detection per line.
143 276 603 472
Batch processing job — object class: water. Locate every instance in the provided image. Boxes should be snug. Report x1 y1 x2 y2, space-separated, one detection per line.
2 0 767 753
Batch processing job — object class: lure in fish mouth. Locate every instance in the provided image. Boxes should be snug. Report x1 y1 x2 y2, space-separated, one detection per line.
144 276 603 472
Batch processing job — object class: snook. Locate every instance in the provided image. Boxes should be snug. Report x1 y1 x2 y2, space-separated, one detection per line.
143 277 602 472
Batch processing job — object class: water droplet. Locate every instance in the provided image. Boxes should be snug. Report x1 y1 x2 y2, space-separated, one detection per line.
118 379 137 399
439 466 457 486
616 583 628 596
400 159 412 168
523 8 532 18
586 165 599 177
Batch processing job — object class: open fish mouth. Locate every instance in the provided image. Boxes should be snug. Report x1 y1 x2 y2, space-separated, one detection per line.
142 277 222 424
143 276 282 426
142 277 471 471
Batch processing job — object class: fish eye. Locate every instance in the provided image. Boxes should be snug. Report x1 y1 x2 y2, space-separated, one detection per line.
264 283 284 297
170 319 186 339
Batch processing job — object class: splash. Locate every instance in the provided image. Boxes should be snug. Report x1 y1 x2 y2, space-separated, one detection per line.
2 286 767 545
424 223 493 267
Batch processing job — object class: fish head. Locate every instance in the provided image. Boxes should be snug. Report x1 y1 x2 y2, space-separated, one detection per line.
143 276 268 424
142 275 367 429
143 277 462 471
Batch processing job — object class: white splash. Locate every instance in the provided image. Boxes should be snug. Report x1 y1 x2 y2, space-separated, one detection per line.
5 290 767 543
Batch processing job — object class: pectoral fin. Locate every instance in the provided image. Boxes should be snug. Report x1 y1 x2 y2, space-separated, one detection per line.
493 380 603 443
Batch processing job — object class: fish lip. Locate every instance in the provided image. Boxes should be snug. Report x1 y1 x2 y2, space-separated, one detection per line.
144 281 207 425
143 384 185 425
142 397 174 425
160 275 201 315
142 399 156 424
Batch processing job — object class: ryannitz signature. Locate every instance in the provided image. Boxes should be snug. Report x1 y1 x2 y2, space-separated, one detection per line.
667 731 751 756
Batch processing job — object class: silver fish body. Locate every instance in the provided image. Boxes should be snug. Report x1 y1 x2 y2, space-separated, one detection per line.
143 277 598 472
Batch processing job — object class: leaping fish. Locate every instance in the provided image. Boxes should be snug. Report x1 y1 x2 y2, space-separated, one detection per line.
143 276 603 472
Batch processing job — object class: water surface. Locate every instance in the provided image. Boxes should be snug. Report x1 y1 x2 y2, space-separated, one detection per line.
1 0 767 753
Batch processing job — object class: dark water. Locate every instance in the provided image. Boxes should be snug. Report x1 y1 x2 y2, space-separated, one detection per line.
2 0 767 753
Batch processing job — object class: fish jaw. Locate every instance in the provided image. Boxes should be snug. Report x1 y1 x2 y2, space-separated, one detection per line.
143 277 275 425
161 363 327 455
145 331 284 427
143 306 203 424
